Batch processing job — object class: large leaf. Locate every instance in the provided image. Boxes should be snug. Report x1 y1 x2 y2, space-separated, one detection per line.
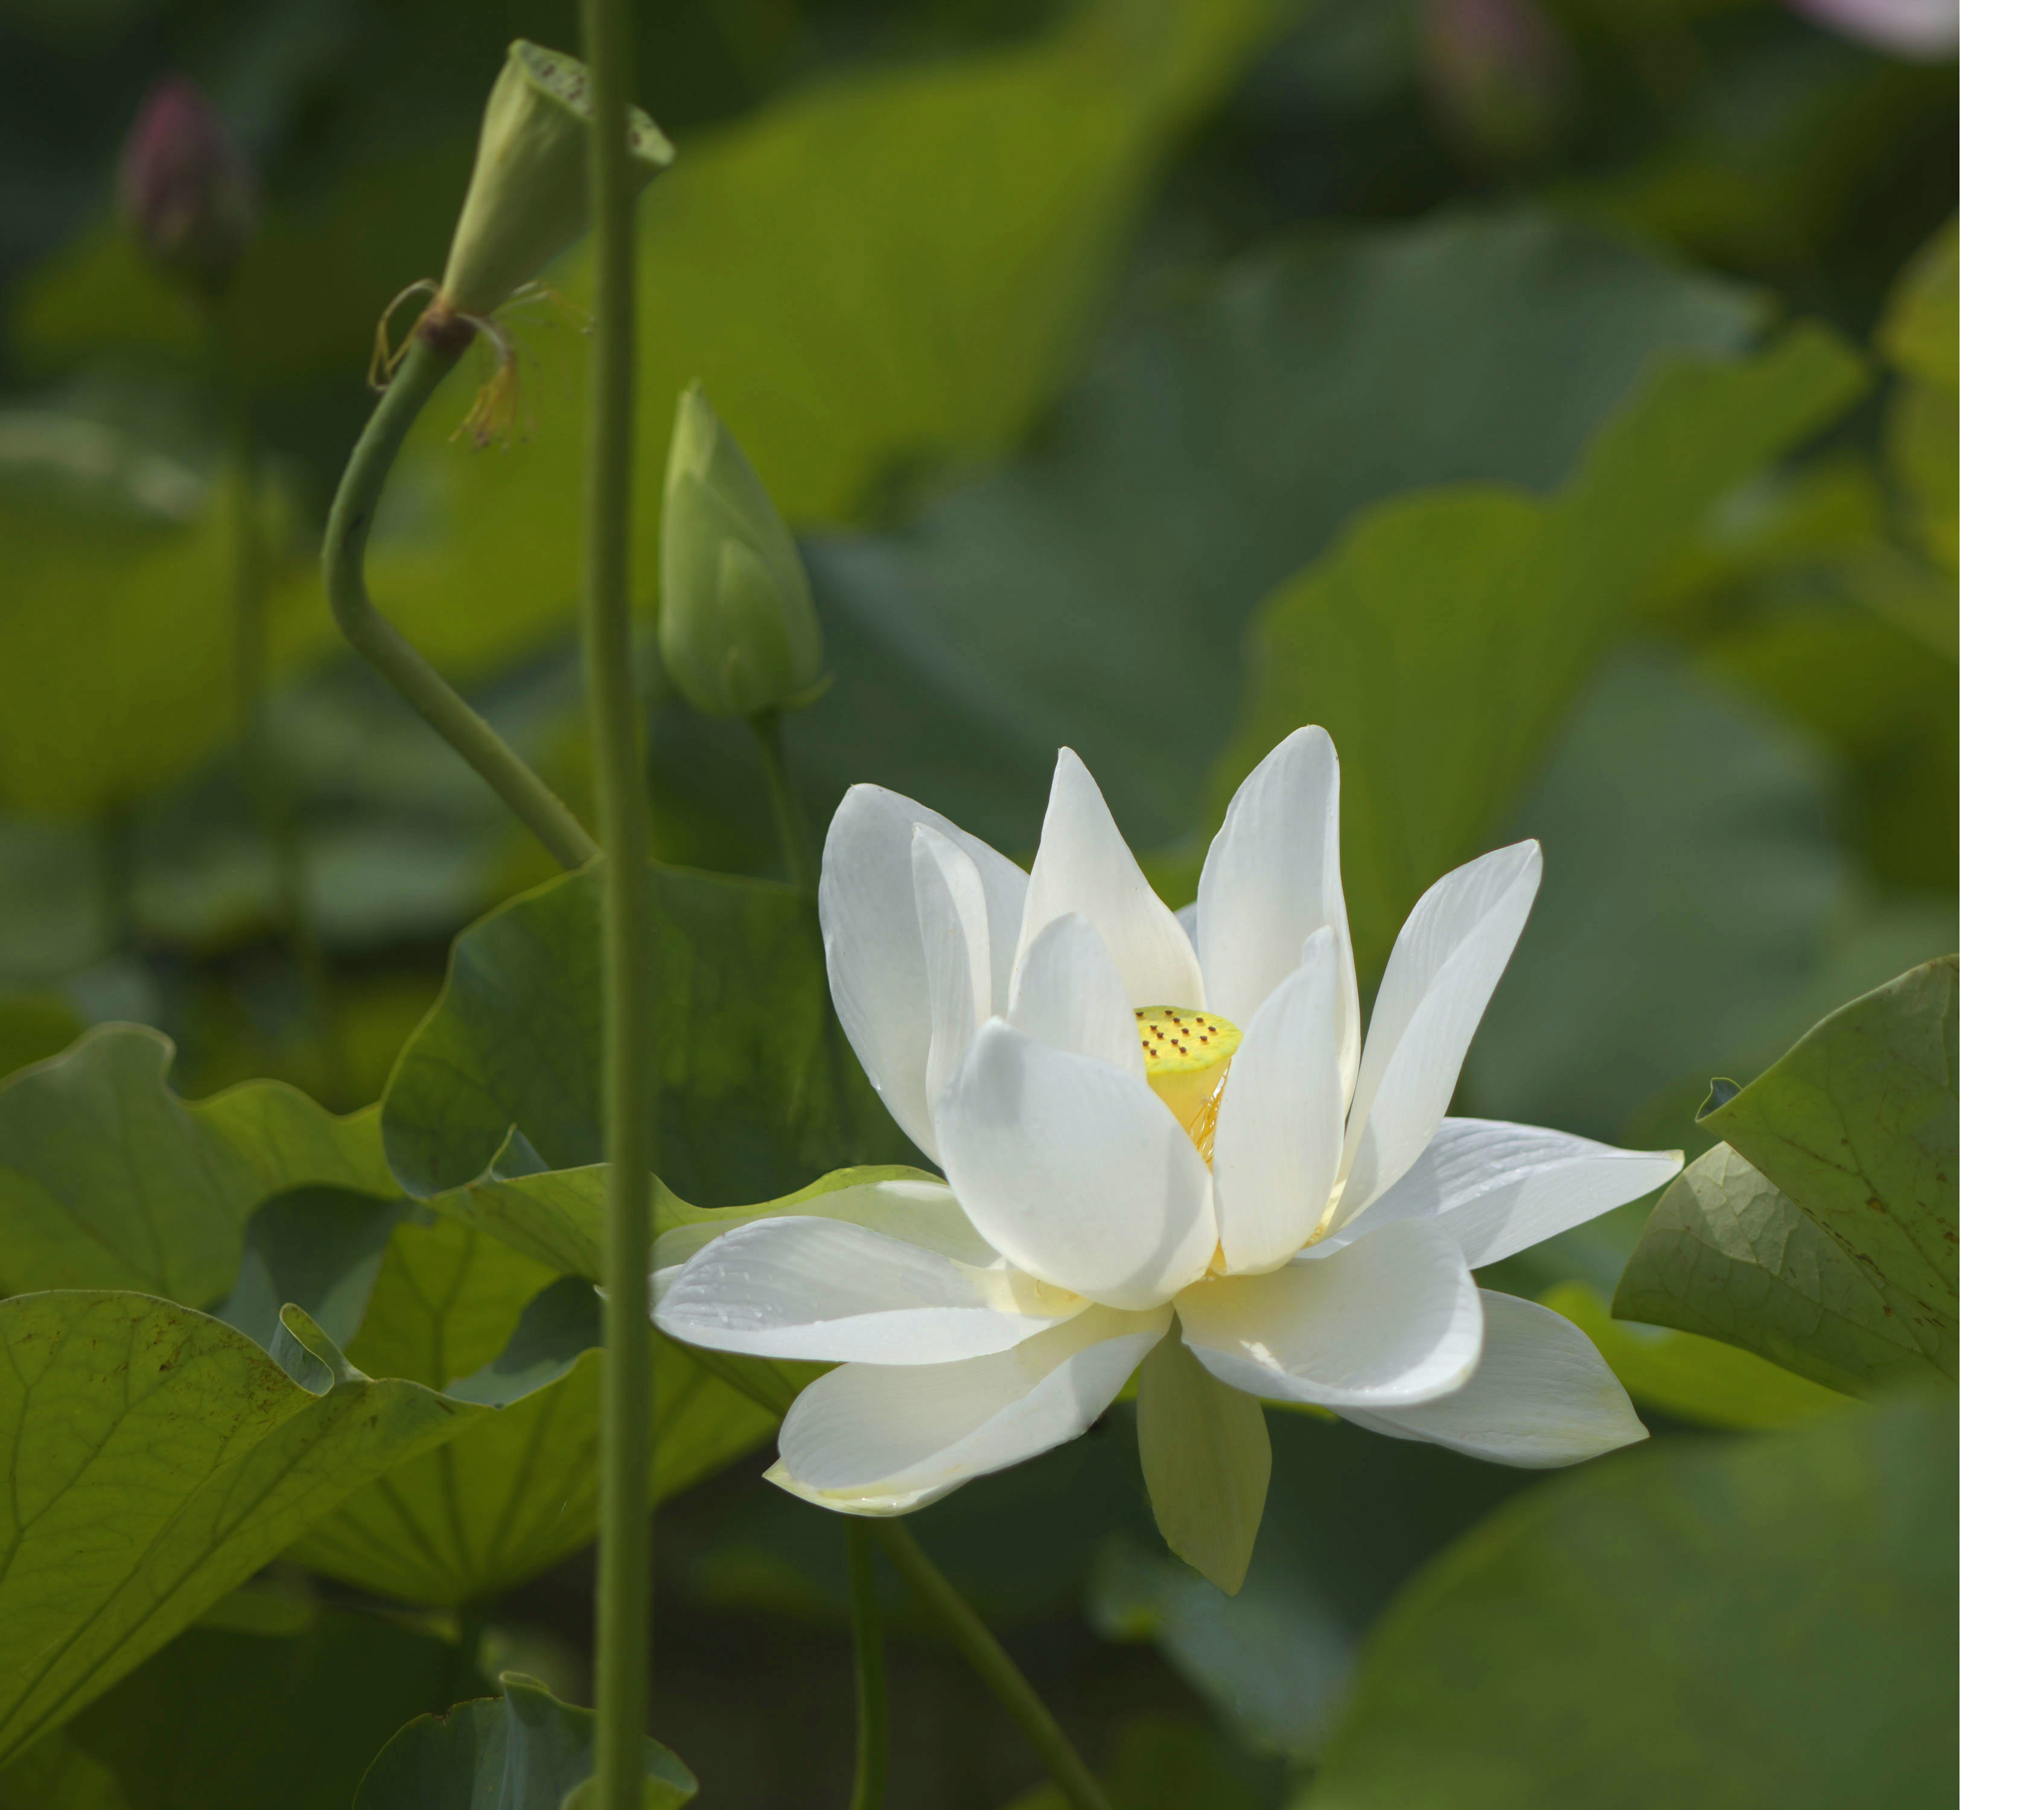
780 211 1794 857
1614 958 1958 1394
353 1672 695 1810
1463 647 1850 1148
286 1211 771 1605
46 1604 478 1810
0 418 335 816
0 1292 477 1764
1216 323 1862 981
1297 1391 1956 1808
380 860 907 1201
1608 1145 1941 1400
0 1024 391 1304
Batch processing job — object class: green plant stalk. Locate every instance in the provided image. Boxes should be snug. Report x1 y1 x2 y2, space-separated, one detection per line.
751 707 812 892
320 334 599 871
873 1522 1115 1810
845 1522 888 1809
581 0 657 1802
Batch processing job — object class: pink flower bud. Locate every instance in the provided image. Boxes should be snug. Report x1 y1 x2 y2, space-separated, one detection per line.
1418 0 1577 165
117 76 256 297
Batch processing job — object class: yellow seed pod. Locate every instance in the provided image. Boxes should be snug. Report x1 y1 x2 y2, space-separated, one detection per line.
1135 1006 1242 1163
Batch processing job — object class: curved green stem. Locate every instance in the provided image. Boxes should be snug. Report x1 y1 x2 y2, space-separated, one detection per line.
845 1523 889 1810
872 1522 1115 1810
750 707 812 893
320 336 599 871
581 0 657 1803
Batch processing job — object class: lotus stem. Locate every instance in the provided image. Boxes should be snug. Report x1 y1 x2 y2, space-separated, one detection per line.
319 325 599 871
872 1522 1115 1810
846 1522 890 1809
580 0 657 1802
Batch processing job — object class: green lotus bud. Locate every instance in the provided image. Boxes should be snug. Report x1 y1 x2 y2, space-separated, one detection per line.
658 384 824 720
438 40 673 320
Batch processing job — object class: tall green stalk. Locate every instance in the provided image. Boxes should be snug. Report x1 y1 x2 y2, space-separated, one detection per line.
845 1522 888 1809
579 0 657 1802
751 707 812 893
320 335 599 871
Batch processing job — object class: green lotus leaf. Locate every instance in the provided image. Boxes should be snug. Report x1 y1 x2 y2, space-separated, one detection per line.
1614 958 1957 1394
1297 1390 1955 1807
1215 321 1863 984
287 1212 771 1605
0 1024 392 1304
380 861 907 1202
0 1291 477 1765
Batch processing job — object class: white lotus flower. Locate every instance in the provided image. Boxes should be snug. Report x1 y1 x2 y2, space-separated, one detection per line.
652 729 1680 1588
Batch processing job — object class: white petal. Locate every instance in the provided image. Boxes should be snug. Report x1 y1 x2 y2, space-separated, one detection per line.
1307 1119 1684 1269
1211 927 1347 1274
1015 749 1203 1011
649 1175 999 1269
935 1020 1217 1310
770 1304 1170 1513
1338 1290 1646 1467
1197 726 1358 1087
821 785 1027 1162
649 1215 1081 1365
1007 911 1142 1076
914 827 994 1113
1175 900 1199 944
1336 841 1543 1224
1176 1218 1481 1409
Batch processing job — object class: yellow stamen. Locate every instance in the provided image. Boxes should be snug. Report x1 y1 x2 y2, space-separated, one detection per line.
1135 1005 1241 1165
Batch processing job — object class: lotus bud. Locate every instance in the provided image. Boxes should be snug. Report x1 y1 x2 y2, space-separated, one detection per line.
1417 0 1576 167
117 75 256 299
438 39 674 321
658 384 824 720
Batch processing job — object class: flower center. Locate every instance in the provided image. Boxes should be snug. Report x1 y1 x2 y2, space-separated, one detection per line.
1135 1006 1241 1164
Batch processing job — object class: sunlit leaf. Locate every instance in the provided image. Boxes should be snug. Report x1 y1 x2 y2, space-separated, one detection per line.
1878 218 1958 574
286 1212 771 1606
0 1292 477 1765
0 1024 391 1303
1297 1391 1956 1808
354 1672 695 1810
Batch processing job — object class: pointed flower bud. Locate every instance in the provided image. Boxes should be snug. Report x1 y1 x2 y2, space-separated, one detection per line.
438 39 674 320
658 384 824 720
118 75 256 299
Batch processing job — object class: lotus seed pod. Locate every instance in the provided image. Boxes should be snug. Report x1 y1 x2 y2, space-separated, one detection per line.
439 40 674 319
118 75 257 299
658 384 824 720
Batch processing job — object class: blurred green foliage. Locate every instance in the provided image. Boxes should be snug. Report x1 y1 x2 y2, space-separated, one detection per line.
0 0 1954 1802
